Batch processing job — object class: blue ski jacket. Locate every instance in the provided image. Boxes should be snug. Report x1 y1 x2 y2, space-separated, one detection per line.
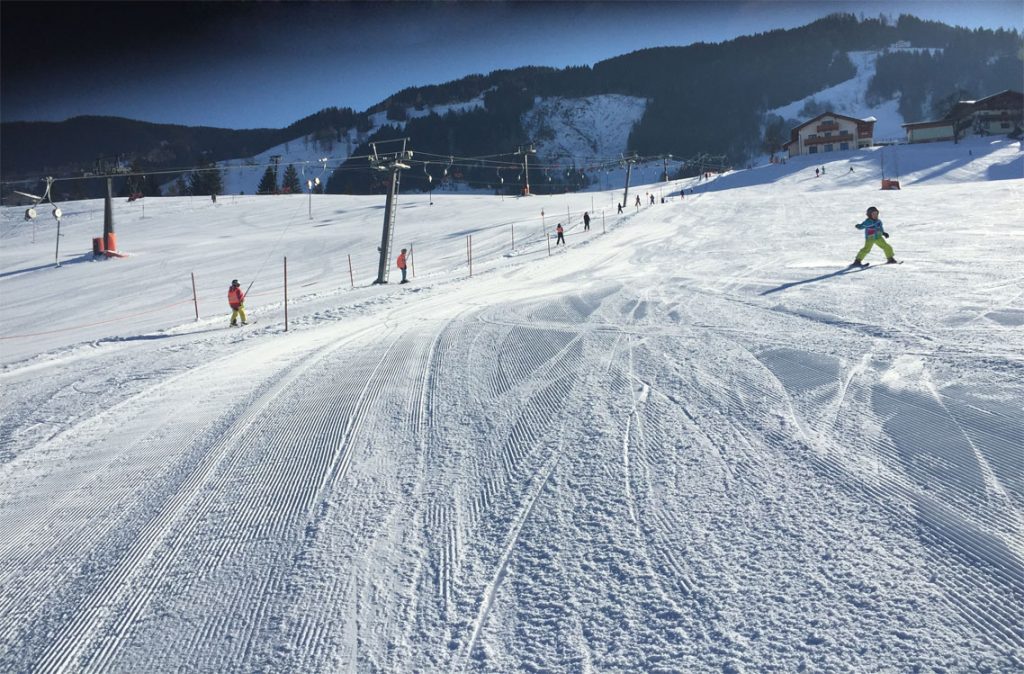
857 217 886 240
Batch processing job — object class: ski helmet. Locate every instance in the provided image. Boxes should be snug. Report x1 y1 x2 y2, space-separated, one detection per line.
866 206 878 216
232 279 239 286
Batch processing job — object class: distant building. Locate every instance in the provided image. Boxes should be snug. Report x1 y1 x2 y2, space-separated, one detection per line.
783 112 876 158
903 90 1023 144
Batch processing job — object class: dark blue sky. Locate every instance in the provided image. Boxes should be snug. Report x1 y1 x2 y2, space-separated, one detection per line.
2 1 1021 130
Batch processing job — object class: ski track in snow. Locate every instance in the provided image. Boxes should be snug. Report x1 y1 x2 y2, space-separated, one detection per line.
2 137 1023 672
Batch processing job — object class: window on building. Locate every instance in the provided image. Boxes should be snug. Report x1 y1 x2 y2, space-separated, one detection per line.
840 142 849 151
825 144 834 152
809 146 818 154
1002 122 1011 129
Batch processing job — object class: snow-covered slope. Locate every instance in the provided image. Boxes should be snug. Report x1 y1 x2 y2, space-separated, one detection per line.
523 94 647 167
769 50 906 141
2 137 1022 672
203 45 932 197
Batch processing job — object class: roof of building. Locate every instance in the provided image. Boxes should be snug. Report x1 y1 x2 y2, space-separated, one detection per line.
901 119 955 129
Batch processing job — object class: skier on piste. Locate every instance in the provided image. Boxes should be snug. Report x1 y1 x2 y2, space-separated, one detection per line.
851 206 898 267
228 280 248 326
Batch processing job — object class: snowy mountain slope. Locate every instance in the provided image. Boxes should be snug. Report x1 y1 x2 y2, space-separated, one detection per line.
523 94 648 167
203 45 926 198
1 138 1022 672
203 93 643 197
769 50 907 141
202 98 491 197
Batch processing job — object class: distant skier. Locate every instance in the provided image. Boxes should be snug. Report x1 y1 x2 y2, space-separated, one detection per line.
650 194 655 205
851 206 898 267
815 167 820 178
617 202 624 214
228 279 247 326
634 194 641 208
555 223 565 245
583 211 591 231
397 248 409 283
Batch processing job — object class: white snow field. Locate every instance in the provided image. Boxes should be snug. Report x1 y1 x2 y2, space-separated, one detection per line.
1 137 1022 673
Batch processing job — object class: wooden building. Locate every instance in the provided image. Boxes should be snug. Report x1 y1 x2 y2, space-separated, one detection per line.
784 113 876 158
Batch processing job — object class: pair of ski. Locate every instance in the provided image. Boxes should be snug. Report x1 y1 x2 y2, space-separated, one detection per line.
848 260 903 270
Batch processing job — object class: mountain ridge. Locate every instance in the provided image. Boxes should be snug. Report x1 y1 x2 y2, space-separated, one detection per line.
2 13 1019 197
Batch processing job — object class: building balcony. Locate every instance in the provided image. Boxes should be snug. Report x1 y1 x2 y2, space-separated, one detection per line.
804 133 853 146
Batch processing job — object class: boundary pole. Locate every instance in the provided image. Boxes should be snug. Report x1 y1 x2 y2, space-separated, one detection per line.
284 256 289 332
191 272 199 321
348 254 354 289
547 233 551 256
410 245 416 279
54 216 62 267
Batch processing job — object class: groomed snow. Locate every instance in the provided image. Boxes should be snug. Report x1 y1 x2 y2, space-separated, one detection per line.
1 136 1022 672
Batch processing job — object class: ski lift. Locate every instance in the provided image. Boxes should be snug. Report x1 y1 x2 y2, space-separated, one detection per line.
304 157 329 192
15 178 56 220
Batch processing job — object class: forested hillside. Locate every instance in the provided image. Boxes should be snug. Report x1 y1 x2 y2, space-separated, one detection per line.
2 13 1020 198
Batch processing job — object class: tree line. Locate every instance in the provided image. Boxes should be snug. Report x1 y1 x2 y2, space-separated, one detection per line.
3 13 1020 200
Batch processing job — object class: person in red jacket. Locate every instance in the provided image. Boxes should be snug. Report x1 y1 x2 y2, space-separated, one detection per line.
228 279 247 326
397 248 409 283
555 223 565 246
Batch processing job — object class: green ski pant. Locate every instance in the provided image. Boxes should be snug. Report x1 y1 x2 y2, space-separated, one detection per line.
855 237 894 261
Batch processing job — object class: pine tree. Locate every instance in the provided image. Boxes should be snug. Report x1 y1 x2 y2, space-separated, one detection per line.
282 164 302 194
188 162 223 196
257 166 278 194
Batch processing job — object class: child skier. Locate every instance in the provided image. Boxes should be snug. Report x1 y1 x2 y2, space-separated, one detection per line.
397 248 409 283
851 206 898 267
228 279 248 326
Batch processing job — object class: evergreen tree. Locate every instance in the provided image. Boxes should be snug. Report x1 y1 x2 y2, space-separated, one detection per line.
282 164 302 194
188 162 223 196
257 166 278 194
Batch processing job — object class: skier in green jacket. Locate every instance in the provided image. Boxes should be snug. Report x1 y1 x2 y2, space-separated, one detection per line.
851 206 898 267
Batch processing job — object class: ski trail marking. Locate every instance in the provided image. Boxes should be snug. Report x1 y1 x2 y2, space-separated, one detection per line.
462 426 567 669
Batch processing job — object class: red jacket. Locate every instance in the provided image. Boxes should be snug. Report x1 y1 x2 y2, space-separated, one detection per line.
397 252 407 270
228 285 245 308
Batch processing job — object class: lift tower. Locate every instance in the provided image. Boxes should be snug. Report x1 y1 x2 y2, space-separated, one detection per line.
621 152 639 207
371 139 413 284
515 144 537 196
